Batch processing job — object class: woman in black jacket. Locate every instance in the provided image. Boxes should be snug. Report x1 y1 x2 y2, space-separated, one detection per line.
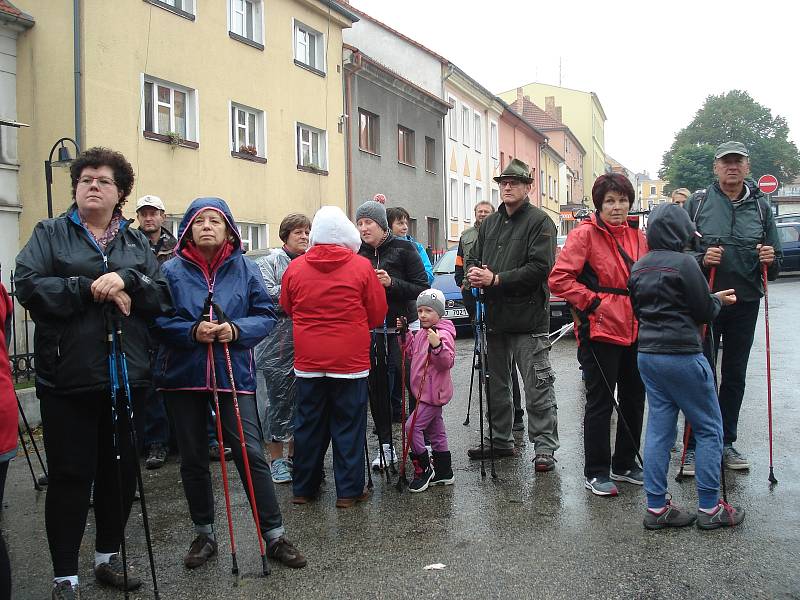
15 147 172 600
355 200 428 470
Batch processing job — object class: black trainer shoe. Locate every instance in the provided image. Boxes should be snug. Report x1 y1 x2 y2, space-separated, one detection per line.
184 534 217 569
643 501 697 530
410 451 435 493
430 451 454 486
52 580 79 600
145 443 168 470
209 445 232 461
94 554 142 591
267 536 307 568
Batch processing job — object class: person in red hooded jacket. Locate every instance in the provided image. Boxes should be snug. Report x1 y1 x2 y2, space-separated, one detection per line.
549 173 648 497
0 281 16 598
282 206 387 509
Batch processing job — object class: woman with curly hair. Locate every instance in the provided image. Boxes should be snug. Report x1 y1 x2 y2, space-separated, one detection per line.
15 147 173 599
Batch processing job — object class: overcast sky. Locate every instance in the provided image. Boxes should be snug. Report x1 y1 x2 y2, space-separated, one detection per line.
352 0 799 179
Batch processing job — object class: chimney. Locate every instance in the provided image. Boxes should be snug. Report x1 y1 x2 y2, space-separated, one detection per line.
517 87 523 101
555 107 562 122
524 95 531 103
545 96 555 115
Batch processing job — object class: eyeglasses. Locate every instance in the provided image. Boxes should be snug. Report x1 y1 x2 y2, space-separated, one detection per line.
77 176 117 189
499 180 522 188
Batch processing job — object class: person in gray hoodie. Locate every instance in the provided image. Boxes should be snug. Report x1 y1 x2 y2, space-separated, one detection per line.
629 203 743 531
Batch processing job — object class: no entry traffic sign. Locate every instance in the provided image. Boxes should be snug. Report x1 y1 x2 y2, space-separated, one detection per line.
758 174 779 194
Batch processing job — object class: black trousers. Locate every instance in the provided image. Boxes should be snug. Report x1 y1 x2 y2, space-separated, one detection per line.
40 389 140 577
368 333 393 446
165 391 283 537
577 340 645 478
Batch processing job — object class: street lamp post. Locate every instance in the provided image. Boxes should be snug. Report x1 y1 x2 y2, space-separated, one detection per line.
44 137 80 219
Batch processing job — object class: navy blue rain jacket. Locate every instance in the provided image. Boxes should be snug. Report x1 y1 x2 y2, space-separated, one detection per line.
154 197 276 393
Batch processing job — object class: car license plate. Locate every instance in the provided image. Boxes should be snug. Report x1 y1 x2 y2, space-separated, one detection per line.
552 310 563 317
445 308 468 318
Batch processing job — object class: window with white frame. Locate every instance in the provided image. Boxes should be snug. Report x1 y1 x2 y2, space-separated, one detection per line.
541 170 546 198
475 184 483 207
296 123 327 170
447 97 457 140
565 136 570 155
463 182 471 220
161 0 194 13
238 222 267 252
143 76 197 141
549 176 554 199
449 177 458 220
294 20 325 72
461 106 470 147
424 137 435 172
491 188 499 207
398 125 415 166
489 121 498 159
229 0 263 44
473 112 482 152
230 103 265 157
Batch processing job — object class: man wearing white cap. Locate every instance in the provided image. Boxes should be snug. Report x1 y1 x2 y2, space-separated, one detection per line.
135 195 177 470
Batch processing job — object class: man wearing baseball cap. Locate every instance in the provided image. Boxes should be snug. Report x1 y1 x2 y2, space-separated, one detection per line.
682 142 782 474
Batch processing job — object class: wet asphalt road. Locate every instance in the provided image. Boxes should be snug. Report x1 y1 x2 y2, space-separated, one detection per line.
4 276 800 599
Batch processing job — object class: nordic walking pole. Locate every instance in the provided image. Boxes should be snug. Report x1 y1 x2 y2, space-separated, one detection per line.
364 433 373 490
113 316 160 598
16 393 48 485
382 321 397 477
473 290 486 477
396 321 409 491
677 265 717 482
204 299 239 578
17 427 43 491
762 264 777 486
476 289 497 479
105 313 130 600
220 337 270 577
463 334 478 426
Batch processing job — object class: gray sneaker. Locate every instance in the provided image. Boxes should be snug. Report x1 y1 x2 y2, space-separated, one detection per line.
723 446 750 470
697 501 745 530
679 450 696 476
643 501 697 530
52 581 79 600
584 476 618 497
611 467 644 485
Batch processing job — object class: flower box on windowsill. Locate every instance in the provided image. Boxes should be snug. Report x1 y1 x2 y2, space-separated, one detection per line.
231 151 267 164
143 131 199 149
297 164 328 176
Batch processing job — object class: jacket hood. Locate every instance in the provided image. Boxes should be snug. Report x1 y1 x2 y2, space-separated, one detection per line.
309 205 361 253
305 244 356 273
646 202 696 251
177 197 241 250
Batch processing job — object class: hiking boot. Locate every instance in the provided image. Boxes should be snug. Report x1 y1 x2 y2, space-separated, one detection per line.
94 554 142 591
430 451 454 486
270 458 293 484
184 534 217 569
145 443 168 470
267 536 307 568
52 580 79 600
723 446 750 470
335 489 370 508
696 501 746 530
584 476 619 497
679 450 696 476
209 444 232 462
533 453 557 472
370 443 398 471
409 451 435 493
611 466 644 485
467 443 518 460
643 501 697 530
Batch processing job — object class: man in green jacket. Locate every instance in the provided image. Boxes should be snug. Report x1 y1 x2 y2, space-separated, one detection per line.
682 141 782 473
466 159 559 472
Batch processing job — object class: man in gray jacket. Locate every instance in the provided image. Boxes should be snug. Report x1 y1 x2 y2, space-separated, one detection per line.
466 159 559 472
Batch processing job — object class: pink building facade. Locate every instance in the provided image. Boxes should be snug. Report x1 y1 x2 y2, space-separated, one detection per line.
498 104 546 207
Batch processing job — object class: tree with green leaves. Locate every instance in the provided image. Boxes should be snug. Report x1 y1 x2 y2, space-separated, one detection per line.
659 90 800 192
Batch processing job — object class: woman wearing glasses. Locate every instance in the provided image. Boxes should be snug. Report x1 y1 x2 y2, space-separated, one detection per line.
15 147 172 600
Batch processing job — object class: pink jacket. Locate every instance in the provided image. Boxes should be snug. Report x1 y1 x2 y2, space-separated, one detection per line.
399 319 456 407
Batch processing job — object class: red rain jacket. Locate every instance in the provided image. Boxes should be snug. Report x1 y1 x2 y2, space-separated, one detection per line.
0 284 17 460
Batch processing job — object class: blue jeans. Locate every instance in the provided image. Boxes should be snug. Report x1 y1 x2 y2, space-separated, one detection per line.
638 353 723 510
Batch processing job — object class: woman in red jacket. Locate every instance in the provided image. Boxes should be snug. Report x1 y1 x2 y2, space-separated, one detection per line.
281 206 387 508
549 174 648 497
0 281 17 598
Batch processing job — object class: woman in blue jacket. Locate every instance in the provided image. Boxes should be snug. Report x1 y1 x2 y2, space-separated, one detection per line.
154 198 306 571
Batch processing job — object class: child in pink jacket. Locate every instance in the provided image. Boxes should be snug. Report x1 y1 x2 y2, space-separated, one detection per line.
397 289 456 492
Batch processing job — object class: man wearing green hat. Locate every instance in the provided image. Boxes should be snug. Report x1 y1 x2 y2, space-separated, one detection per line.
682 141 782 474
465 158 559 472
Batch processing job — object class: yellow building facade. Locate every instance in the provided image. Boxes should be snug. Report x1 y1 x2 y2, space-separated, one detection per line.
15 0 355 248
499 83 605 204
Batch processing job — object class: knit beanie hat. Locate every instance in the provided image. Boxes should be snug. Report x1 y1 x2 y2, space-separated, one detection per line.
355 200 388 231
416 289 446 318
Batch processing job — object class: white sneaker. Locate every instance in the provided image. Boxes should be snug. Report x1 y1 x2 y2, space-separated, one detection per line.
371 443 398 471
